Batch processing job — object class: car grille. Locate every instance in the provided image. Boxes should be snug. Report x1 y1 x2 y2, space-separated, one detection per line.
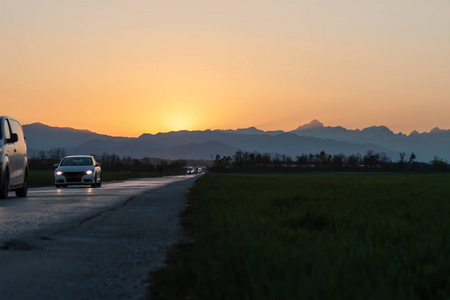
64 172 85 182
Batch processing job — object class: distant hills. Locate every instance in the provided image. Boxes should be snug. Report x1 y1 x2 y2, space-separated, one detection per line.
23 121 450 162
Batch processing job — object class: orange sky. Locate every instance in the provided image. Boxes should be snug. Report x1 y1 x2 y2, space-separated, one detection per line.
1 1 449 137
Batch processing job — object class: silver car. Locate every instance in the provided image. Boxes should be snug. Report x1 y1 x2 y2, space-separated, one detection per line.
0 116 28 199
54 155 102 188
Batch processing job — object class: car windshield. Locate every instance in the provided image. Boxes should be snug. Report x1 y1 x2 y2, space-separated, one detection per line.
60 157 93 166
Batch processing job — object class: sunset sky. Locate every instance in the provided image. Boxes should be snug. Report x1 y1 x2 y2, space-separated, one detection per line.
1 1 449 137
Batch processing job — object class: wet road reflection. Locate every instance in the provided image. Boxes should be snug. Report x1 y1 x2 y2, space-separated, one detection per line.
0 176 192 241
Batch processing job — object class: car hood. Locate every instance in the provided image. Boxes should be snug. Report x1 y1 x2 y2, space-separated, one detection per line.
56 166 94 172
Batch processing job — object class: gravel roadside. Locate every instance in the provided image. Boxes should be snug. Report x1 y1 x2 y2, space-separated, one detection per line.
0 176 198 300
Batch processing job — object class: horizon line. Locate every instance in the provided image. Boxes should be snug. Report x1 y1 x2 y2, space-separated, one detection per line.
23 121 448 138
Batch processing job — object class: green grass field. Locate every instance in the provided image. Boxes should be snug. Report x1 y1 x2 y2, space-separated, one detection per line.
149 173 450 300
27 170 165 187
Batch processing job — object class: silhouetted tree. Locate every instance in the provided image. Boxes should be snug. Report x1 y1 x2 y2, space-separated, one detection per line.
242 151 250 166
283 155 293 168
233 150 244 168
347 153 361 168
213 154 232 170
272 154 282 168
47 147 66 163
331 154 346 169
39 150 46 160
318 151 331 167
296 154 308 168
431 156 447 171
378 152 391 168
261 153 271 167
214 154 222 167
409 152 416 164
399 152 406 163
363 149 379 168
255 153 263 167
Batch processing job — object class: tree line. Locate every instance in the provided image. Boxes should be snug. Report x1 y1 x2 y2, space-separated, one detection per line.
28 148 189 174
29 147 448 173
212 150 448 172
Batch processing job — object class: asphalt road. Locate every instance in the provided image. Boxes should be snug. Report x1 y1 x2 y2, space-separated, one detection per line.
0 175 199 300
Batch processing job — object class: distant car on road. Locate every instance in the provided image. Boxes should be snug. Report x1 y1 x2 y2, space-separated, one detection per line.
54 155 101 188
186 166 206 175
0 116 28 199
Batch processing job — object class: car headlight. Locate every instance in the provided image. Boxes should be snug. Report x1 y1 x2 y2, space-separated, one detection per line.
56 171 63 176
86 170 93 175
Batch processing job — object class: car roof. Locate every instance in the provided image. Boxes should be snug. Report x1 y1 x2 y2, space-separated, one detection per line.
0 116 20 122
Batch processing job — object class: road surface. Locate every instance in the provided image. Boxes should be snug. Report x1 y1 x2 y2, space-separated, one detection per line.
0 175 198 299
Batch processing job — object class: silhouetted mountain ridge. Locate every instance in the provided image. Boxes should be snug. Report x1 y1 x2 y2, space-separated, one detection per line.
295 119 324 130
22 121 450 161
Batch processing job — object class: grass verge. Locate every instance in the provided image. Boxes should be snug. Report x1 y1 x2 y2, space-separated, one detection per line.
149 173 450 300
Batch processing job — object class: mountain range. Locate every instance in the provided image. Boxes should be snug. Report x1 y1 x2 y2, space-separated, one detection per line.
22 120 450 162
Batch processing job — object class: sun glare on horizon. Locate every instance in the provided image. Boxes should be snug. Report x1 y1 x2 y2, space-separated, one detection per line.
164 111 198 132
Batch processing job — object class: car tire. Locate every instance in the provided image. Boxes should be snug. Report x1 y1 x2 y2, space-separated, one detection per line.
15 173 28 197
55 184 61 188
91 174 97 188
0 169 9 199
62 185 67 188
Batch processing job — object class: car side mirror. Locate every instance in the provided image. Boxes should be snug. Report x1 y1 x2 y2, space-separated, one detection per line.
53 164 59 168
7 133 19 143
